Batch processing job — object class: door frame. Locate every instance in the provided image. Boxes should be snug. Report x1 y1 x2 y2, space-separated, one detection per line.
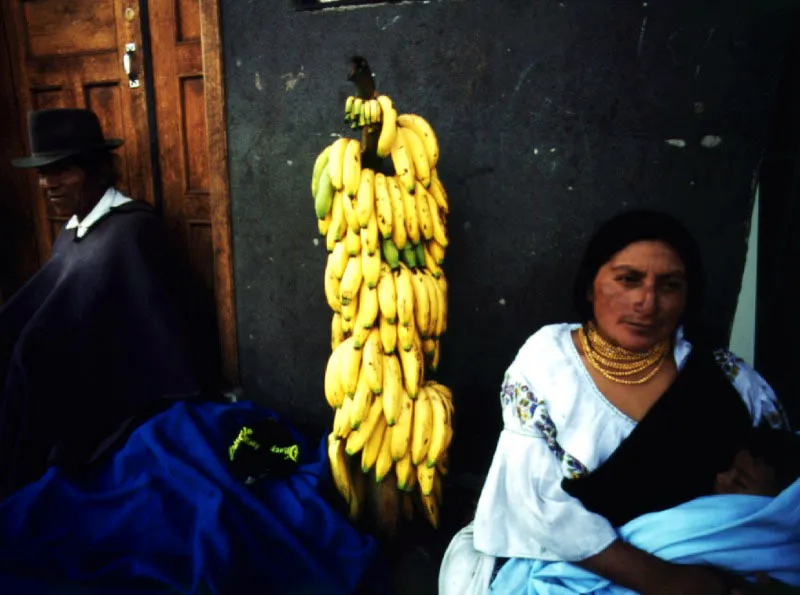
199 0 238 385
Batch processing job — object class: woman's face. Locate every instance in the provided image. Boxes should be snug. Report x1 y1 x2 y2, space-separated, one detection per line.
590 240 687 352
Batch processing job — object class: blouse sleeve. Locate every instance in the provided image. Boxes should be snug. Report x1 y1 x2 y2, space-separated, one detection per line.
472 365 618 562
713 349 791 430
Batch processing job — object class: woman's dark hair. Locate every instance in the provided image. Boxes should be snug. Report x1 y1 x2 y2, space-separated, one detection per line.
572 209 705 334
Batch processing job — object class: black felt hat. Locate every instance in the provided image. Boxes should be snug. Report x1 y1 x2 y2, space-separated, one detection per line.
11 108 123 169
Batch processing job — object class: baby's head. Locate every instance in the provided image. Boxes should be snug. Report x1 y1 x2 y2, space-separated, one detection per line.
715 428 800 497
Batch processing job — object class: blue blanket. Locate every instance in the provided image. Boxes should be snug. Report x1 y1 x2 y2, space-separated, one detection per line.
491 479 800 594
0 401 379 594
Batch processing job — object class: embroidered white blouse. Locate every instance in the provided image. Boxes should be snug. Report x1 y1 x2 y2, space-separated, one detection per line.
473 323 790 563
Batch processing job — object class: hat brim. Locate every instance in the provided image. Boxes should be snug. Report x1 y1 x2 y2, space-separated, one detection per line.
11 139 123 169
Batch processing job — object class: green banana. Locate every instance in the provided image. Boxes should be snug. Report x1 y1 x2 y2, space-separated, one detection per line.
402 244 417 269
315 163 335 219
382 238 400 270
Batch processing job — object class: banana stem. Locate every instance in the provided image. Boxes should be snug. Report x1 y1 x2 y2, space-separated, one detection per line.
348 56 385 173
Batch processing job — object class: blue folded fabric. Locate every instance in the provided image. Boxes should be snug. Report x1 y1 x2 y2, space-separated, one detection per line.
491 479 800 594
0 401 379 594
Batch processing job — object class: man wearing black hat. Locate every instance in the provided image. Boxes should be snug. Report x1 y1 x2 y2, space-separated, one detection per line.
0 108 216 498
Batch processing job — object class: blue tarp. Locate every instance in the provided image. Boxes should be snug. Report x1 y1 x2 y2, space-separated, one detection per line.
0 401 379 594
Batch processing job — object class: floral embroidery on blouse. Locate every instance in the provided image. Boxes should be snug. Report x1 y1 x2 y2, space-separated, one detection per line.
501 374 589 479
713 348 743 382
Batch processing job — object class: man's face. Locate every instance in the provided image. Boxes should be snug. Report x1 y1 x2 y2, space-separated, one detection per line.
37 159 95 219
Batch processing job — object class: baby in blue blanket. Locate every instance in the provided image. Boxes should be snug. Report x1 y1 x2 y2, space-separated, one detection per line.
715 427 800 498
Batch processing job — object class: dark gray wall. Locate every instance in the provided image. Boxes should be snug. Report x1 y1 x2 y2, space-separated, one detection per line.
221 0 792 473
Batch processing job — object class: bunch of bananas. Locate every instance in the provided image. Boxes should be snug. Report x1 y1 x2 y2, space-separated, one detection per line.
312 92 454 532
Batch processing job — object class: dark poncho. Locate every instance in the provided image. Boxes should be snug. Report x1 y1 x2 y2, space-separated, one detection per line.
0 201 212 496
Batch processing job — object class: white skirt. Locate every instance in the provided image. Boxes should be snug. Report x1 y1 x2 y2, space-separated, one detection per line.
439 522 497 595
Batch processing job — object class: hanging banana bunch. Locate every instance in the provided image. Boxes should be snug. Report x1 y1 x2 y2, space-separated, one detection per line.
312 56 453 532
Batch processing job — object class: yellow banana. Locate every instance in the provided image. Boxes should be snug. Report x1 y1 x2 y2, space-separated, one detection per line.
331 312 344 351
342 192 360 232
395 265 415 327
417 463 435 496
344 95 355 122
345 226 361 257
330 241 349 280
411 386 433 465
361 414 386 473
355 168 375 229
329 189 347 243
409 270 431 338
390 390 414 461
423 337 437 364
398 337 422 398
341 288 358 323
349 465 365 521
400 126 431 188
399 179 420 244
397 315 416 352
427 239 446 265
324 348 344 408
387 176 407 250
362 244 381 289
431 340 441 371
351 98 363 128
324 257 341 312
363 99 372 126
397 113 439 169
361 207 379 256
374 426 394 482
420 492 439 528
333 397 353 438
422 243 442 278
395 450 416 492
346 391 383 454
382 353 402 424
414 182 435 241
317 210 331 237
358 282 379 330
425 388 448 467
342 138 362 198
311 144 332 198
328 434 352 502
391 134 416 194
379 314 397 356
376 95 397 159
337 336 361 397
349 368 373 430
435 275 448 334
377 264 398 323
362 328 383 394
421 273 440 338
433 468 443 505
429 169 449 213
340 252 363 305
427 190 449 247
373 172 393 239
328 137 349 191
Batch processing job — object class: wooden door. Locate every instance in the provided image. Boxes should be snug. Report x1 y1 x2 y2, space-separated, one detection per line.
2 0 239 383
3 0 153 259
148 0 238 383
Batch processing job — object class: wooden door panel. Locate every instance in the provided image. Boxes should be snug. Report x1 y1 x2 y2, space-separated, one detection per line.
4 0 153 258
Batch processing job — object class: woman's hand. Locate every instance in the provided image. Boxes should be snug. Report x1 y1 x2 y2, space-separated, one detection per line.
653 564 756 595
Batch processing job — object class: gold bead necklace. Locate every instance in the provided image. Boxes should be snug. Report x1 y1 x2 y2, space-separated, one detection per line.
578 322 670 385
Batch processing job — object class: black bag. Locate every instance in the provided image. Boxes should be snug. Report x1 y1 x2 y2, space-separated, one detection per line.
227 417 301 484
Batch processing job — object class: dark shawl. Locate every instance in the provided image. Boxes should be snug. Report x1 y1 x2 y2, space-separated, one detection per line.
562 346 753 527
0 201 214 497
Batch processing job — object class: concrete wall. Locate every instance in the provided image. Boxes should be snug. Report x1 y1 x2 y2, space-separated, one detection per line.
221 0 792 472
